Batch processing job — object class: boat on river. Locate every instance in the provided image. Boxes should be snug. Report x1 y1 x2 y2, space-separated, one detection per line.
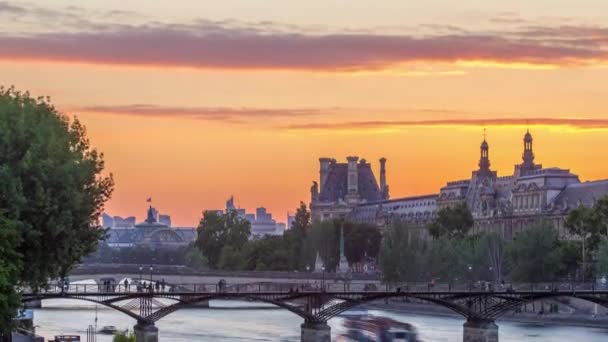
338 309 419 341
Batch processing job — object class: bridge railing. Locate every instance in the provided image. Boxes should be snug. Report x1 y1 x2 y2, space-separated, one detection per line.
26 280 608 296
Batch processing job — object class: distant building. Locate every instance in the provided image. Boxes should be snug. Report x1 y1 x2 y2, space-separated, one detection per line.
158 214 172 227
105 206 195 248
287 214 296 230
311 131 608 240
221 196 285 238
102 213 136 228
310 156 388 221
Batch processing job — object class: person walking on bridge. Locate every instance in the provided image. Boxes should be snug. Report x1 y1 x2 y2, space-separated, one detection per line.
124 279 129 292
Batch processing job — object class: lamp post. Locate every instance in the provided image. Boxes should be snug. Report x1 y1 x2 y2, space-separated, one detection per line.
139 265 143 283
149 265 154 283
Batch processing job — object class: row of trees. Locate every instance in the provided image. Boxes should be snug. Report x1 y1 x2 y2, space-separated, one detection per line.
194 203 382 272
0 88 114 332
381 219 580 283
381 198 608 284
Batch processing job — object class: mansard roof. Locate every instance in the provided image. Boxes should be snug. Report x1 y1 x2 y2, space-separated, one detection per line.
553 180 608 209
318 162 383 203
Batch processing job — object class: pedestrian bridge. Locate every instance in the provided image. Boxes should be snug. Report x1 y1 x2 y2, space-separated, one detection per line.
22 282 608 342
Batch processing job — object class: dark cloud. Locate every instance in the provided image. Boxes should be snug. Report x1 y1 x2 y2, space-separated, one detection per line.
1 22 607 71
285 118 608 130
1 5 607 72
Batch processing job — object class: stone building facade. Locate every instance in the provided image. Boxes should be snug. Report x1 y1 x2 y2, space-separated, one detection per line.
310 131 608 239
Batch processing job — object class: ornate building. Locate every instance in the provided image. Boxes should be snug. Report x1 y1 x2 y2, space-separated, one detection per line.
310 156 389 221
310 131 608 239
105 206 196 248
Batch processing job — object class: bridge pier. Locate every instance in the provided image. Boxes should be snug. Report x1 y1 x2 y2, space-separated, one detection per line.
463 319 498 342
301 322 330 342
134 322 158 342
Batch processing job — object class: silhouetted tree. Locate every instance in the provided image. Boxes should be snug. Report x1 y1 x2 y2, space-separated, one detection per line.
195 210 250 269
0 87 113 331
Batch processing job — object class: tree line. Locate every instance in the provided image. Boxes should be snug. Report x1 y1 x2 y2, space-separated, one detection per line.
194 202 381 272
381 199 608 284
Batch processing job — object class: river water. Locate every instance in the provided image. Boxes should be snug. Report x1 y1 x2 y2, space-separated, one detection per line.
33 298 608 342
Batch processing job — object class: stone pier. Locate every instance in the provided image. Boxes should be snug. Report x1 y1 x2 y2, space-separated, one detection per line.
463 320 498 342
301 322 330 342
134 322 158 342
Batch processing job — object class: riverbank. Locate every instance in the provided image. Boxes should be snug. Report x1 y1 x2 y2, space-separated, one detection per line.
366 301 608 329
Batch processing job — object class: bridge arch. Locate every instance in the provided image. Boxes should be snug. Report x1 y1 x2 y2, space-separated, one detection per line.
483 292 608 319
22 295 145 322
323 293 478 321
148 293 315 323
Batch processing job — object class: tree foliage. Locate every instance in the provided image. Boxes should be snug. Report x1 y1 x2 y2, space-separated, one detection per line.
380 219 425 282
427 203 474 239
0 217 21 334
113 331 135 342
0 87 113 330
282 202 311 270
195 210 251 269
507 222 562 282
595 239 608 277
566 204 602 280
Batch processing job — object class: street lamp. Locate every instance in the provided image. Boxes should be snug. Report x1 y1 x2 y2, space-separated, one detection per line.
139 265 143 283
149 265 154 283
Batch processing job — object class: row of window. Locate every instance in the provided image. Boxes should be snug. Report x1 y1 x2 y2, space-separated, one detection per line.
513 193 542 210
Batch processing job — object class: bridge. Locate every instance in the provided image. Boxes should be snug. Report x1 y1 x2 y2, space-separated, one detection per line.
22 282 608 342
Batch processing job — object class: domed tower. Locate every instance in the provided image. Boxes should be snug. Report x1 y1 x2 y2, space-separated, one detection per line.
519 130 541 176
478 137 492 177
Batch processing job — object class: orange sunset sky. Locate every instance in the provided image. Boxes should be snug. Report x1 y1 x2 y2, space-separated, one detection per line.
2 0 608 226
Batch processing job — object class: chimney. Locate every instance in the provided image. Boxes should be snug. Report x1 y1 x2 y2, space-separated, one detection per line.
379 157 387 198
319 158 332 191
347 156 359 194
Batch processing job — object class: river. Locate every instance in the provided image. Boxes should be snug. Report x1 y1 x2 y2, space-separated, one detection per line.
33 298 608 341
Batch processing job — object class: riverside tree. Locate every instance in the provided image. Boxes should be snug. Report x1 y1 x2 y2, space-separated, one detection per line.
427 202 474 239
0 87 114 331
195 209 251 269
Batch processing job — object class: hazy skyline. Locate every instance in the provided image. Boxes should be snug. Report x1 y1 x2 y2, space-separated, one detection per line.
2 0 608 225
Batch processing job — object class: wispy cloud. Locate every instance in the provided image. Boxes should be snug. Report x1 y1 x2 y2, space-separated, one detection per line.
75 104 608 131
76 104 329 122
285 118 608 130
0 1 25 14
0 15 607 71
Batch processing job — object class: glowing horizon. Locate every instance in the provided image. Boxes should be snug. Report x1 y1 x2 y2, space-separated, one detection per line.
2 1 607 226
